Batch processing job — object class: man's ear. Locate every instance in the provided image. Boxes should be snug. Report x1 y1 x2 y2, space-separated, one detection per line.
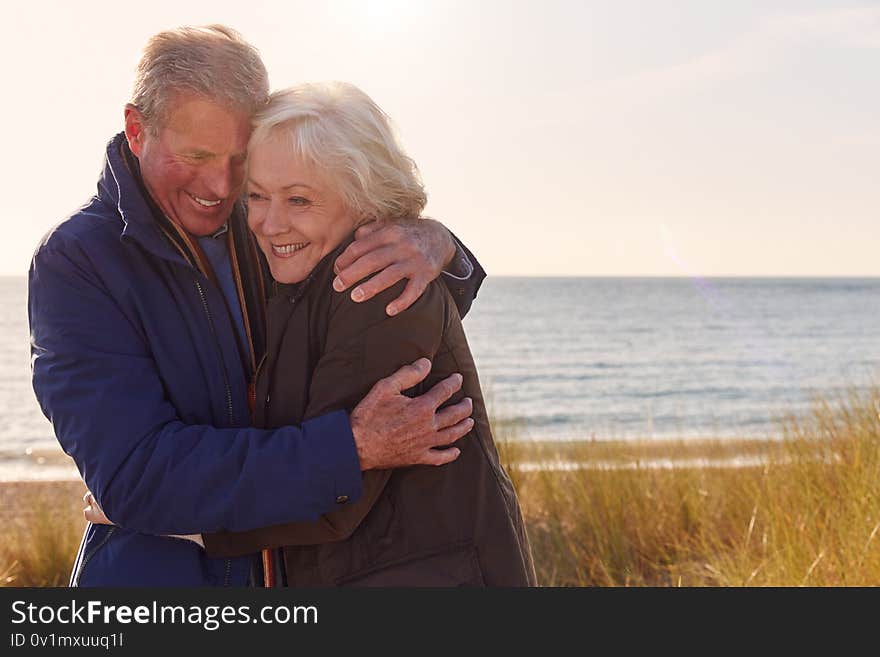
124 104 149 157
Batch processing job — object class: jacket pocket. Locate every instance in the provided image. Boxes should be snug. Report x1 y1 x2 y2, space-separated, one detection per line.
335 542 485 587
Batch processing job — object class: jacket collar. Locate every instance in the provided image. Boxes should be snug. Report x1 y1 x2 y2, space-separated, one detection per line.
96 133 267 370
96 132 194 267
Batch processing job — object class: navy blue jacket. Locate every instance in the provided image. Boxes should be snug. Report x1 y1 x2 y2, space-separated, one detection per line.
29 134 369 586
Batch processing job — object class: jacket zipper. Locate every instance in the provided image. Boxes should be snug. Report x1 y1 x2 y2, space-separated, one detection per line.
224 558 232 587
194 277 236 585
74 526 116 586
252 288 307 589
253 353 268 407
251 349 276 588
194 278 235 427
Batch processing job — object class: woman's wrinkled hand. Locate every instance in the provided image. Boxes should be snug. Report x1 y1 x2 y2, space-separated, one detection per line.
83 490 113 525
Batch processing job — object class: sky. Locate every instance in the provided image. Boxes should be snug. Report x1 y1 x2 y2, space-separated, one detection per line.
2 0 878 276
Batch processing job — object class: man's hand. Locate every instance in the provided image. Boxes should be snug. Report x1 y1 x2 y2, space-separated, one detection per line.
351 358 473 470
333 219 456 316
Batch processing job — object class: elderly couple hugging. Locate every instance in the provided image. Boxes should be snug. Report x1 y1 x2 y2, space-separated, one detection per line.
28 25 535 587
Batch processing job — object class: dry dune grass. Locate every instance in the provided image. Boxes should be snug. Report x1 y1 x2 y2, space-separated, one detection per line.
3 387 879 587
502 388 880 586
0 480 86 587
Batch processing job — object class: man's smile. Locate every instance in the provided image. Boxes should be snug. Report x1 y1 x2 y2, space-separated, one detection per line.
186 192 223 208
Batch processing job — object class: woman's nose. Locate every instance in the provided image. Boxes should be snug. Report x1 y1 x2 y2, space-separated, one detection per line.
261 201 287 235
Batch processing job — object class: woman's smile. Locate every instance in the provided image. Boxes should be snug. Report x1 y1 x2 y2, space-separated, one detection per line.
271 242 310 257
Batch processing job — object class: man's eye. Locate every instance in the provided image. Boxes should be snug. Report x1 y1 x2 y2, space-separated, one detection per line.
289 196 310 206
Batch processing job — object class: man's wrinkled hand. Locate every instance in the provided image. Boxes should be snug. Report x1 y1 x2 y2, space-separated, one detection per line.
333 218 456 316
350 358 473 470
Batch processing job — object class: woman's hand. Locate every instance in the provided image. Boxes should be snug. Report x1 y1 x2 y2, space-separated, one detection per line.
332 219 457 316
82 490 113 525
83 489 204 548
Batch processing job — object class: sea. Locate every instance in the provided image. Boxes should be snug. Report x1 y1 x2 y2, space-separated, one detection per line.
2 276 879 480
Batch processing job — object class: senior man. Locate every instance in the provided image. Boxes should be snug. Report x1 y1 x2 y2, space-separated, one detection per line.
28 25 485 587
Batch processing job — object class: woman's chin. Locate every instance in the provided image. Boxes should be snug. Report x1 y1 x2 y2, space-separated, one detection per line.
268 263 309 285
264 240 348 284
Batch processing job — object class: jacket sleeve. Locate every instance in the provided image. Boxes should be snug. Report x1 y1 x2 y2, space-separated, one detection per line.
28 236 363 536
202 277 448 557
441 233 486 319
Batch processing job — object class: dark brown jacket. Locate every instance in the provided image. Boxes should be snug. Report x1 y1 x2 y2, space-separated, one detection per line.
204 236 536 586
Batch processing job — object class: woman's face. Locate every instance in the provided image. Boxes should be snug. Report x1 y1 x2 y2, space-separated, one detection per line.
246 139 356 284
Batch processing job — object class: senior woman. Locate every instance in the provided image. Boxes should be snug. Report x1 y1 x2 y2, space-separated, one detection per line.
86 82 536 585
199 82 535 587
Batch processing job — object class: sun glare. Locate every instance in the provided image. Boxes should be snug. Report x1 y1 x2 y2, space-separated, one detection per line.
331 0 423 34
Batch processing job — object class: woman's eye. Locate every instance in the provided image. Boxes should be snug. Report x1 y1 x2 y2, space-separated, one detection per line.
289 196 310 206
247 192 265 202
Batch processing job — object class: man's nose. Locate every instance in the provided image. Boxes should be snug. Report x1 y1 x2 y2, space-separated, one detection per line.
203 160 234 199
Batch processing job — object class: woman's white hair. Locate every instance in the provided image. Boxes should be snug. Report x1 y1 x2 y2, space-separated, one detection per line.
130 24 269 131
249 82 427 221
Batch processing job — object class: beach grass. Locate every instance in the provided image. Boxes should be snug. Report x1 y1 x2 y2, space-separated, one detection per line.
0 480 86 587
498 387 880 586
2 386 879 587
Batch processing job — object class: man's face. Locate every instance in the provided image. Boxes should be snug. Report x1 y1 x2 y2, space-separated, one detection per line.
126 92 251 236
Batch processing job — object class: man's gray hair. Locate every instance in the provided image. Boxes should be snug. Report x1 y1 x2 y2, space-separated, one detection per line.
130 24 269 130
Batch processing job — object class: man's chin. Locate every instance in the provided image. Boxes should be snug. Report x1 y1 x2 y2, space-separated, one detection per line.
178 212 230 237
